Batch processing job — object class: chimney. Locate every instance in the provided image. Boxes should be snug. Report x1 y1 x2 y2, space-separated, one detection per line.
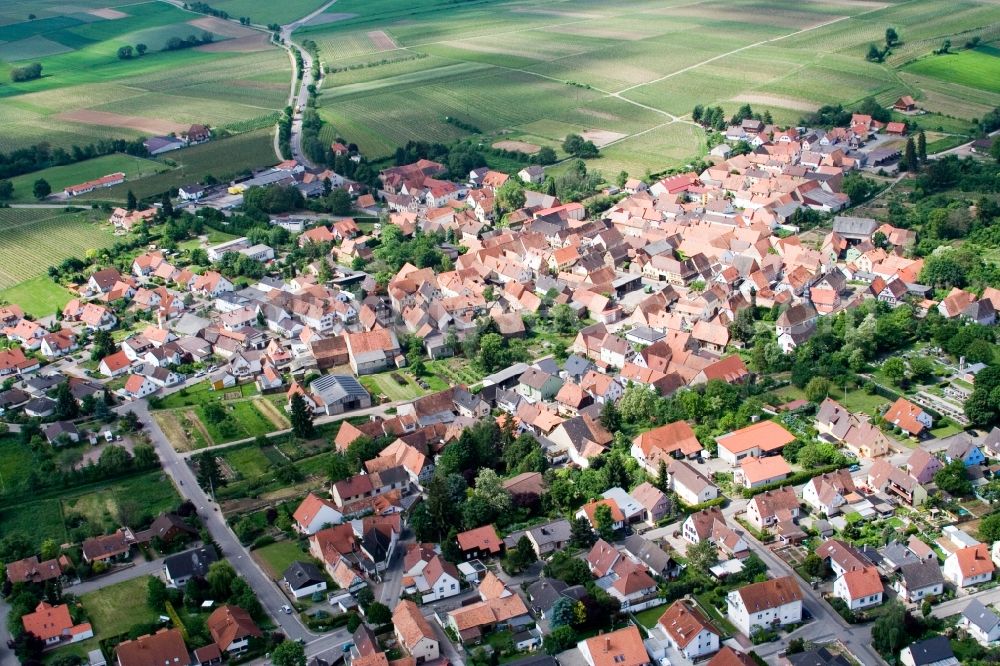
604 637 610 652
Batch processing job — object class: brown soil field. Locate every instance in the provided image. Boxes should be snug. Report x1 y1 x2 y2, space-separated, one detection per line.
493 139 541 154
55 109 188 135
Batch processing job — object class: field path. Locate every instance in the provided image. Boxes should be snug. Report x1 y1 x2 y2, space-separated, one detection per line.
254 398 291 429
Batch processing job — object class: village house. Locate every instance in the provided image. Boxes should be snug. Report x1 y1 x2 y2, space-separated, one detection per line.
667 459 719 506
745 486 800 532
21 602 93 647
715 419 796 465
578 625 650 666
657 600 720 660
883 397 933 437
726 576 803 638
393 600 440 662
944 544 994 589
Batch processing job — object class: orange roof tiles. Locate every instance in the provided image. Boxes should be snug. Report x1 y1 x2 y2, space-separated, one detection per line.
716 419 796 454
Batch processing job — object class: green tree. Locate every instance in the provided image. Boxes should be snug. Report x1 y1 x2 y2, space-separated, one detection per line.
866 44 882 62
934 460 972 496
871 602 909 657
917 131 927 162
904 137 919 172
290 393 315 439
117 45 133 59
537 146 557 165
91 329 115 361
804 376 832 402
0 180 13 201
594 503 615 541
206 560 236 600
54 381 79 420
551 303 578 334
801 553 830 579
882 357 906 385
686 538 719 571
126 189 137 211
600 400 621 433
908 356 934 382
271 640 306 666
136 43 147 56
979 513 1000 543
147 576 168 610
328 189 352 215
33 178 51 200
196 452 223 491
616 171 629 188
507 534 537 572
477 332 507 373
496 179 526 212
569 516 596 549
366 602 392 625
551 596 577 628
885 27 898 46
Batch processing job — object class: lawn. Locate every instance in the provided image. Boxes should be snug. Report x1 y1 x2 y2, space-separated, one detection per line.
0 209 116 290
426 358 485 387
930 419 964 439
222 445 274 479
359 371 429 401
5 153 167 203
633 604 666 629
0 435 35 496
155 380 259 410
80 576 162 638
840 389 891 417
903 46 1000 95
254 539 311 579
198 400 277 444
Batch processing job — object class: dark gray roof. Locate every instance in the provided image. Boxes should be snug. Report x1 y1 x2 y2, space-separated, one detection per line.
899 560 942 591
962 599 1000 634
528 519 572 547
903 636 954 666
284 561 325 591
526 578 568 611
563 354 593 380
311 374 369 405
832 216 878 237
621 534 675 574
534 358 560 376
164 546 218 580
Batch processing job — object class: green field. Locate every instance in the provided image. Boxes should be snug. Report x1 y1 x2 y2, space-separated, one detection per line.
0 209 116 289
0 2 289 153
210 0 330 26
80 576 163 637
5 153 168 203
359 371 430 401
903 46 1000 95
0 274 74 317
254 539 311 579
0 470 181 551
295 0 1000 173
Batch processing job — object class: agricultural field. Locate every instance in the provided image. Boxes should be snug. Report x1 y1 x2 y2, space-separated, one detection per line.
152 381 284 449
0 208 116 290
0 1 289 153
902 46 1000 95
205 0 330 26
76 129 280 203
297 0 1000 174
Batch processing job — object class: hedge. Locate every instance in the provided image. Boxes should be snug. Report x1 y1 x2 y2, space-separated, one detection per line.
742 463 846 498
678 496 727 514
